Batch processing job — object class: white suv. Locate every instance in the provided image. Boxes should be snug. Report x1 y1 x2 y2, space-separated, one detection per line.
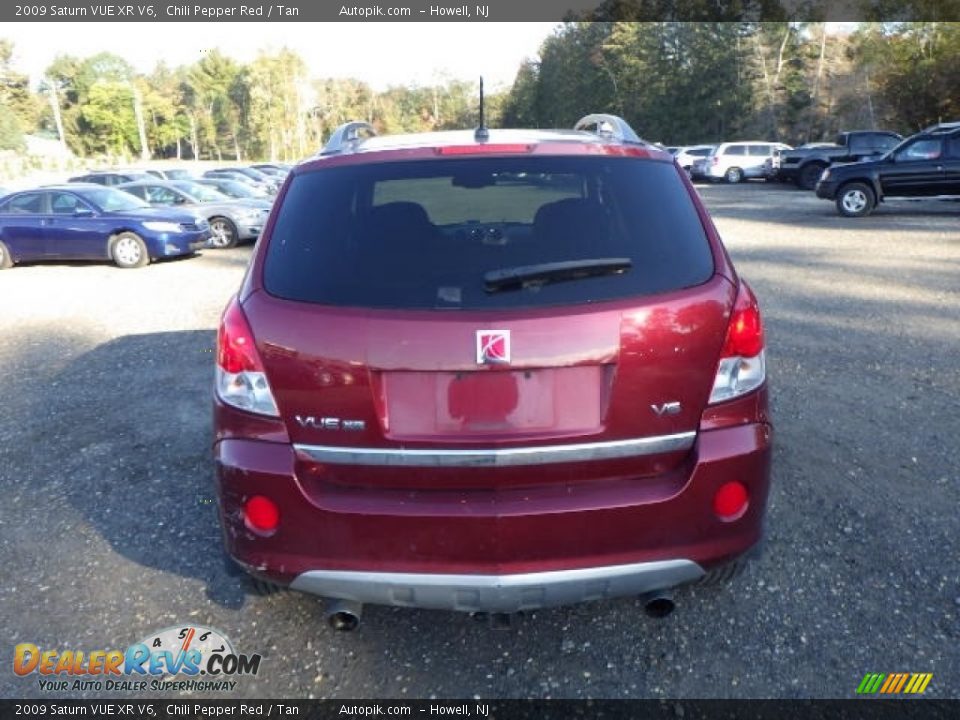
698 142 792 183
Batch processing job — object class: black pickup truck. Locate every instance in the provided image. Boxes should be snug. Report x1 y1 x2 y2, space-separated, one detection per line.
779 130 903 189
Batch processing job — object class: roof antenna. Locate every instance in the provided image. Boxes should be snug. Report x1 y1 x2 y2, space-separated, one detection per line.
475 76 489 142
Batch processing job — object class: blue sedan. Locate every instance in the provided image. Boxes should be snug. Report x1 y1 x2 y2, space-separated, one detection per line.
0 184 211 269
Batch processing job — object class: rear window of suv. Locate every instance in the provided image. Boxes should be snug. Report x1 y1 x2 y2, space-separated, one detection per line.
263 156 714 310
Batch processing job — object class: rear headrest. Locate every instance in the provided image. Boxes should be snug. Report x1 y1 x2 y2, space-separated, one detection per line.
533 198 608 244
368 201 432 229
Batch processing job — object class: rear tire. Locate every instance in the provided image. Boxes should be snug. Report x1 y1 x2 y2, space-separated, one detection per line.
111 232 149 268
0 240 12 269
836 182 876 217
799 163 827 191
725 166 744 184
208 216 239 249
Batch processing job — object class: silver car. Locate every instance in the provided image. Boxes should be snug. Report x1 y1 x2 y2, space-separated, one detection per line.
696 141 792 183
117 180 269 248
196 177 273 202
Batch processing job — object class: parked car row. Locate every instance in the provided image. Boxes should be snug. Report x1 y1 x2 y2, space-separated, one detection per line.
69 163 291 197
0 163 291 269
668 121 960 216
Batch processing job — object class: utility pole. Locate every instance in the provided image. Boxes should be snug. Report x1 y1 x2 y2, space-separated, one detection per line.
807 23 828 143
45 77 68 155
131 83 150 161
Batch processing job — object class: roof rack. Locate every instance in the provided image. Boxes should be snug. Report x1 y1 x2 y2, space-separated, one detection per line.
320 121 377 156
574 114 643 144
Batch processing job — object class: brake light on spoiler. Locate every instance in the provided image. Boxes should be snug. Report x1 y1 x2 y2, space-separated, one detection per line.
436 144 534 155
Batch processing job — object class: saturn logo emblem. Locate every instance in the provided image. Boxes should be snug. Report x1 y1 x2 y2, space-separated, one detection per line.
476 330 510 365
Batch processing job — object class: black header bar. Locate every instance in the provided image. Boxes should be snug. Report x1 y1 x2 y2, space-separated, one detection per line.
2 699 960 720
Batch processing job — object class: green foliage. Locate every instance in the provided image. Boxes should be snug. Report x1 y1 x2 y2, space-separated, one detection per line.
81 81 137 154
43 52 135 155
853 22 960 132
502 21 959 145
0 39 40 136
246 48 310 160
140 64 188 157
500 60 541 127
0 104 26 151
502 22 758 144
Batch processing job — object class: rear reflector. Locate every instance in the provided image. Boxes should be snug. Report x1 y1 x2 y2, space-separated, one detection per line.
709 282 766 405
713 481 749 521
436 144 533 155
215 297 279 416
244 496 279 533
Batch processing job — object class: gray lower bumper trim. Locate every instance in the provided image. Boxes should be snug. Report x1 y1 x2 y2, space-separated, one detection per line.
290 559 705 613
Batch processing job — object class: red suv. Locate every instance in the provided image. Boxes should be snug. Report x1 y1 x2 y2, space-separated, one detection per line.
214 114 772 628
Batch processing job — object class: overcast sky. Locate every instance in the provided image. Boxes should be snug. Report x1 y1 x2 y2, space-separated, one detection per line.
10 22 560 90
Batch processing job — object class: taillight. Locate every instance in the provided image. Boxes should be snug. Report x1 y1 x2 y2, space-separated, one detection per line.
709 282 766 404
215 297 279 416
711 156 719 165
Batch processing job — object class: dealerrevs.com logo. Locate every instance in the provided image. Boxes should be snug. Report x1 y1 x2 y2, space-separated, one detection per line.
14 625 262 692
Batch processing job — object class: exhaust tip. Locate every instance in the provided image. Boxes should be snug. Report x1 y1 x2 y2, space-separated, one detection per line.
328 611 360 632
325 599 363 631
642 592 675 618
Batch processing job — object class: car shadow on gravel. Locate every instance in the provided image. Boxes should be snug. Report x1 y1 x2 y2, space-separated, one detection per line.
19 329 256 609
699 185 960 230
11 253 202 270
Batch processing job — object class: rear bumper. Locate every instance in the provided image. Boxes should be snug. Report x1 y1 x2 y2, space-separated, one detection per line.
238 224 262 240
289 560 704 613
215 421 772 611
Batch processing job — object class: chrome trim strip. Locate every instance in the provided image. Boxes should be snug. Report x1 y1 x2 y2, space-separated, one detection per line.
293 431 696 467
290 559 705 612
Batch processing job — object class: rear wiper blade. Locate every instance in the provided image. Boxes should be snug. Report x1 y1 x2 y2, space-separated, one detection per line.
484 258 632 293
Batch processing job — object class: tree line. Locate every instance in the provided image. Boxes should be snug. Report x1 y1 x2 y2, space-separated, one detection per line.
1 23 958 162
0 41 492 162
500 22 960 146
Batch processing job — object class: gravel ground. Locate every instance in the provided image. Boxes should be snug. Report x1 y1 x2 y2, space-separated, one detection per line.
0 183 957 699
